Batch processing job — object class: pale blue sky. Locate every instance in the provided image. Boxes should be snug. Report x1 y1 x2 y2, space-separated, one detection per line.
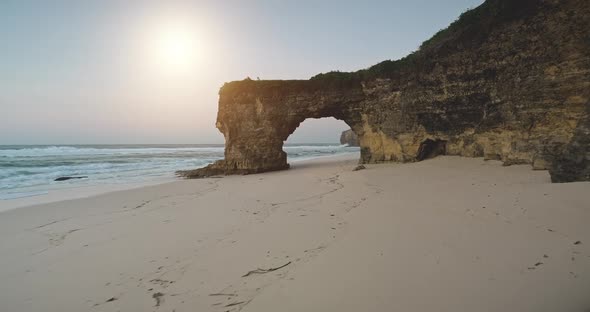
0 0 483 144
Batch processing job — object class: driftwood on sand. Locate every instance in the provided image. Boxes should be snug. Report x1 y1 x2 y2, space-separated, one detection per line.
242 261 291 277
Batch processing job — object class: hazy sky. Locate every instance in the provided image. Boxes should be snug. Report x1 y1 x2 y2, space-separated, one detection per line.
0 0 483 145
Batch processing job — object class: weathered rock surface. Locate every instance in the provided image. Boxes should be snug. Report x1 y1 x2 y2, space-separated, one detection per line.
179 0 590 182
340 129 359 146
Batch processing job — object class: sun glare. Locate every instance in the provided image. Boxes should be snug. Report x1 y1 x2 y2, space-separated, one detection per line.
147 20 200 75
157 28 196 67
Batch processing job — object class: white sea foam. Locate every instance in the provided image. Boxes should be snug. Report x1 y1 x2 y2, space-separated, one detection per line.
0 144 359 198
0 145 225 158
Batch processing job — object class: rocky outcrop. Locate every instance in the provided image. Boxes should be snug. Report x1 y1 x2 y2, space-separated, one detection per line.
340 129 359 146
54 176 88 182
179 0 590 182
549 104 590 182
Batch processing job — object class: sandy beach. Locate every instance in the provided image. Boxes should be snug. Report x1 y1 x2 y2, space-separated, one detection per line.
0 154 589 312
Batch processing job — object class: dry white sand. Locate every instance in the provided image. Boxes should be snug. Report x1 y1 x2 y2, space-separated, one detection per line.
0 155 588 312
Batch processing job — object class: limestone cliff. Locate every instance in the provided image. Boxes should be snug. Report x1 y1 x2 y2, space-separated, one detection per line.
179 0 590 182
340 129 359 147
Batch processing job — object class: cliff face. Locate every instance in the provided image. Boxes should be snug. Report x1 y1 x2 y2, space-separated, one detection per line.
340 129 359 146
180 0 590 182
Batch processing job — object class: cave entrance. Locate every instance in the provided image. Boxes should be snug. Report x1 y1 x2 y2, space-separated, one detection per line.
416 139 447 161
284 117 360 163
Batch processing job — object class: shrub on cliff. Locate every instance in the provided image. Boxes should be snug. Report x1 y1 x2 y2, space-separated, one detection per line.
311 0 541 83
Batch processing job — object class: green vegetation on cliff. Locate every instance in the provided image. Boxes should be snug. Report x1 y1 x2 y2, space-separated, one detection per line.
311 0 541 83
223 1 542 92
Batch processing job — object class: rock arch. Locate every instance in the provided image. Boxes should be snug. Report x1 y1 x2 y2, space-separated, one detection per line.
181 80 367 177
179 0 590 182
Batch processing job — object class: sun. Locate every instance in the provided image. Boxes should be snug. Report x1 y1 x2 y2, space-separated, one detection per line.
150 23 199 74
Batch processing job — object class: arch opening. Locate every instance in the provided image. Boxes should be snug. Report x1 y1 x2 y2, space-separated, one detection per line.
283 117 360 164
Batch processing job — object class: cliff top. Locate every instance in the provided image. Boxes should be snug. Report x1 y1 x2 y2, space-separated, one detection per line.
220 0 543 96
312 0 542 82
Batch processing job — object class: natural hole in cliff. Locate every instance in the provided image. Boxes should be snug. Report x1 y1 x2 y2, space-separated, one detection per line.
416 139 447 161
284 117 360 162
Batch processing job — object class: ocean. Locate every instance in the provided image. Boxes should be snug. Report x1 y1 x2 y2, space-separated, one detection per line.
0 144 359 200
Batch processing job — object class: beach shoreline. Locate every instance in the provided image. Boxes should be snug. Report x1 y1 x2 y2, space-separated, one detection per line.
0 152 359 213
0 176 176 213
0 154 588 311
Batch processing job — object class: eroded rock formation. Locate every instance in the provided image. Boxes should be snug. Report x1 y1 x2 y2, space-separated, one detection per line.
340 129 359 147
180 0 590 182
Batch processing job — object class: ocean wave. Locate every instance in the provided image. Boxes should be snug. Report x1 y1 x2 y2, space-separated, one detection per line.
0 144 359 196
283 144 349 149
0 145 225 158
